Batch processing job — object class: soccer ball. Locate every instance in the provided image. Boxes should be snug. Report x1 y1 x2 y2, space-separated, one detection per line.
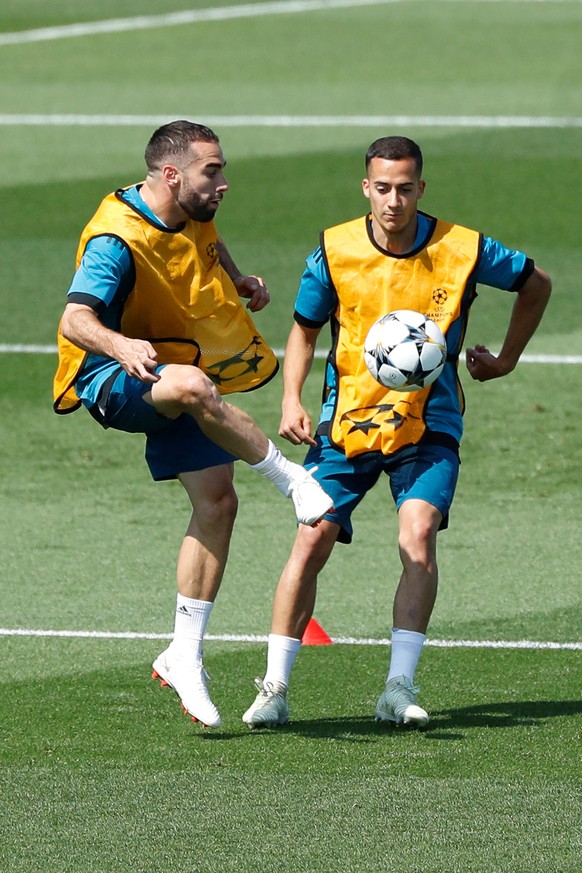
363 309 447 391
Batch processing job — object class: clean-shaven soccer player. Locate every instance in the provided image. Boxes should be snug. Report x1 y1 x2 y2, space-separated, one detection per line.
243 135 551 729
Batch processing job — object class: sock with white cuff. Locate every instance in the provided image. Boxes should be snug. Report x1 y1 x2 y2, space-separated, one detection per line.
264 633 302 689
171 594 214 663
249 439 306 497
387 628 426 683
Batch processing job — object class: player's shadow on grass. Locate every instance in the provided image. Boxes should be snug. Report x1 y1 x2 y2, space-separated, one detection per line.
242 698 582 741
248 716 383 743
427 698 582 734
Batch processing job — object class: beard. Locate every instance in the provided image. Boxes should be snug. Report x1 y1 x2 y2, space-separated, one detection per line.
178 189 220 223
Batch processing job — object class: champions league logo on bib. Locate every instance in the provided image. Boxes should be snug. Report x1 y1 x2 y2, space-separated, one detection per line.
339 403 416 436
204 336 266 387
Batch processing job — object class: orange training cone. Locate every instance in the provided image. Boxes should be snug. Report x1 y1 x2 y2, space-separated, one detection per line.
301 617 333 646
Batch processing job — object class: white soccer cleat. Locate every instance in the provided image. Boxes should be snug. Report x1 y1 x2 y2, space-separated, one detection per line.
152 646 222 728
242 678 290 729
375 675 429 728
288 467 334 527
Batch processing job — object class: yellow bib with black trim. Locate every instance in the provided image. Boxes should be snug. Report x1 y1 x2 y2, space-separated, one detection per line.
323 214 480 458
53 188 278 413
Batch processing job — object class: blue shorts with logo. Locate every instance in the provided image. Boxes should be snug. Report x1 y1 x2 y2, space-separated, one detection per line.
304 434 460 544
85 366 236 481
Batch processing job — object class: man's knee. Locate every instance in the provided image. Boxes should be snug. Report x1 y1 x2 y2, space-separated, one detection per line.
153 364 222 417
292 520 339 572
212 487 239 527
198 484 239 531
398 501 440 563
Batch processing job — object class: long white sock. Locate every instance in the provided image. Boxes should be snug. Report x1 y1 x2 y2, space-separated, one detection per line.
387 628 426 683
249 439 305 497
264 633 301 689
171 594 213 662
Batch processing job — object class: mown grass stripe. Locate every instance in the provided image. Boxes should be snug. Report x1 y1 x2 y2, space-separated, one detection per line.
0 0 572 47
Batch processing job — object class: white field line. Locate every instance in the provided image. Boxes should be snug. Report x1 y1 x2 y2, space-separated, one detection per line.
0 344 59 354
1 114 581 128
0 627 580 649
0 0 574 47
0 0 407 46
2 344 582 365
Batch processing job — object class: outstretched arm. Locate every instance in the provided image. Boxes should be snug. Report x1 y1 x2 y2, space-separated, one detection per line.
216 235 270 312
278 321 322 446
466 266 551 382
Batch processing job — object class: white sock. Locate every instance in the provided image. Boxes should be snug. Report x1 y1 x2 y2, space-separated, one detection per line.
171 594 213 662
249 439 305 497
264 633 301 689
387 628 426 683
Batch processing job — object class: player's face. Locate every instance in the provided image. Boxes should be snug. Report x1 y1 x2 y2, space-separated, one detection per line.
362 157 425 244
175 141 229 222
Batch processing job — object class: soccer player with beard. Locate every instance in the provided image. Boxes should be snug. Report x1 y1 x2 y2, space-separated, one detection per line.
53 120 332 729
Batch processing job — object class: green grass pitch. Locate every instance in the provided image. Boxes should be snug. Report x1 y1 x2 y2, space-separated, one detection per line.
0 2 581 871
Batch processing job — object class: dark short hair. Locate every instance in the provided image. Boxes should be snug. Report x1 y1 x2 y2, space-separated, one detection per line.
144 120 219 171
365 136 423 176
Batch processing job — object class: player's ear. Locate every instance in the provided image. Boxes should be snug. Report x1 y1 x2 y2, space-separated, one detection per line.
162 164 180 188
362 178 371 199
418 180 426 200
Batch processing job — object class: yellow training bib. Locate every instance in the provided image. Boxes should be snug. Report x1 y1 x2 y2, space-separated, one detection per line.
322 214 480 457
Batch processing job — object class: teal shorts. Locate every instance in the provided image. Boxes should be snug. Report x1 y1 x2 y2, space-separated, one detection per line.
304 434 460 544
86 366 236 480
